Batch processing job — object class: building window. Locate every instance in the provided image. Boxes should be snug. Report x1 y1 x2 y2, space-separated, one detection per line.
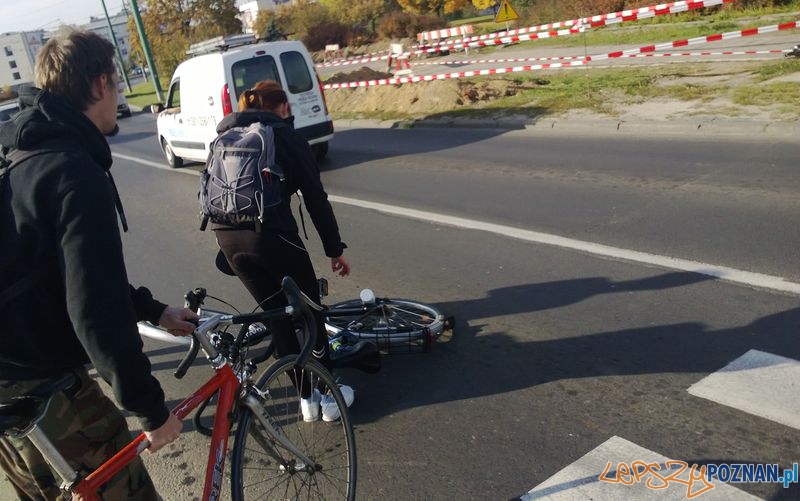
12 72 21 80
4 47 12 57
9 61 17 69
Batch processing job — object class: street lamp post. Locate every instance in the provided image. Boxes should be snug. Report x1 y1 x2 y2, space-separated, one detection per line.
100 0 132 93
128 0 164 103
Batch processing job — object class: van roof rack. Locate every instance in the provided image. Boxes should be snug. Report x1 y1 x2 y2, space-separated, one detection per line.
186 34 259 56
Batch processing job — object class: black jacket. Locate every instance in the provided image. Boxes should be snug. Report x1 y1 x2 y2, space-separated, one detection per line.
0 87 169 431
214 111 346 258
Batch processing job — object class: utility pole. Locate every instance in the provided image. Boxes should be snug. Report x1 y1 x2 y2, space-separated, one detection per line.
128 0 164 102
100 0 132 92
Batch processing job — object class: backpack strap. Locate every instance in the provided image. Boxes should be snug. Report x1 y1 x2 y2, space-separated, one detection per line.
0 144 74 310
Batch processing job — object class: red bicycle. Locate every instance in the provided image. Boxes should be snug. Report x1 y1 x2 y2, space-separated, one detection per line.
0 277 356 500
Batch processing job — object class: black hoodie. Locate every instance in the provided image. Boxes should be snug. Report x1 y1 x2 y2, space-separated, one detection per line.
0 87 169 431
214 110 346 258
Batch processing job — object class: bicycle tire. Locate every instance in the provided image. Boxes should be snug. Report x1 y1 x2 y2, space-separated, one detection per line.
231 356 356 501
324 298 445 347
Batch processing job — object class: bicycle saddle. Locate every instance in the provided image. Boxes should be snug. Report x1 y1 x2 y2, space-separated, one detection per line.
0 373 78 436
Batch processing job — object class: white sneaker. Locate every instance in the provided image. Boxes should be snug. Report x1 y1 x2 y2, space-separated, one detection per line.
321 385 355 422
300 389 321 422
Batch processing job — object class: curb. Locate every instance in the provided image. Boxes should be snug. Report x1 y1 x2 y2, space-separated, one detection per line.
333 116 800 138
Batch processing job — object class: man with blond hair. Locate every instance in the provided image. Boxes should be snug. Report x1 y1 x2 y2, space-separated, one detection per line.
0 28 195 499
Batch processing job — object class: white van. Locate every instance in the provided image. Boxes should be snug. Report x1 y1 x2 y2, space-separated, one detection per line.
156 34 333 168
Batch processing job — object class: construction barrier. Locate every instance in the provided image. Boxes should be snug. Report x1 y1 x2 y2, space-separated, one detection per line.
324 44 344 63
316 0 732 69
322 20 799 90
387 43 412 75
417 25 474 43
413 0 734 51
409 50 788 66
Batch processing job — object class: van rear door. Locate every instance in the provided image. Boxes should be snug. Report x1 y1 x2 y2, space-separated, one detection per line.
276 49 332 143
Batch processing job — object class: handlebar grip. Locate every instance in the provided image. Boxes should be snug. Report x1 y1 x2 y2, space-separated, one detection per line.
280 276 318 367
174 336 199 379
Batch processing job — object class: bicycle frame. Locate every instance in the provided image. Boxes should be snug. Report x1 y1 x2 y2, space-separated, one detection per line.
13 279 328 500
70 363 239 501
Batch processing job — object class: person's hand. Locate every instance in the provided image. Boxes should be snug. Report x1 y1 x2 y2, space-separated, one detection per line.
158 306 199 336
331 256 350 277
145 413 182 453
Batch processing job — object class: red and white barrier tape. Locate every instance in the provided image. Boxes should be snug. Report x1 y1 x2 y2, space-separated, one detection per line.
414 0 734 51
322 20 798 90
410 49 787 66
316 0 732 69
586 20 798 62
323 59 590 89
318 54 390 68
418 25 474 42
317 49 390 68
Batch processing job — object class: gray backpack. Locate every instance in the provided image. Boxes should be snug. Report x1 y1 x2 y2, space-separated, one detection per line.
200 121 285 230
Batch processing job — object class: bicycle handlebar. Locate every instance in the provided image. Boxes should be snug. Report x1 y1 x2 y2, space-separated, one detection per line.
139 277 318 375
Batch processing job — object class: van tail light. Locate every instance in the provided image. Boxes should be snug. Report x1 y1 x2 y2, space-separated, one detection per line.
221 84 233 116
316 73 329 116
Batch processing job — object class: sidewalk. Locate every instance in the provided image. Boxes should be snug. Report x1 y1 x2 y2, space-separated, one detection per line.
333 114 800 139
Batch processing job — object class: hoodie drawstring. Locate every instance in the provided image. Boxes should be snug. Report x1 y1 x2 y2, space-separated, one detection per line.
106 171 128 232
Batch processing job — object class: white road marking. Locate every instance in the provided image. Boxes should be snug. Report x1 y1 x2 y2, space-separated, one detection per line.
521 436 760 500
688 350 800 430
112 153 800 296
329 195 800 296
112 152 201 175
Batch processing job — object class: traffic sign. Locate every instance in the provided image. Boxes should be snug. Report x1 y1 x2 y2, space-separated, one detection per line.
494 0 520 23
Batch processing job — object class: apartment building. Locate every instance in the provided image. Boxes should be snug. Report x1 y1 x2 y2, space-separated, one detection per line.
0 30 44 90
238 0 292 33
83 12 133 68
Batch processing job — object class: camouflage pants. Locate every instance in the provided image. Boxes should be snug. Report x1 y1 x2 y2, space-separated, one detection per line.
0 367 158 500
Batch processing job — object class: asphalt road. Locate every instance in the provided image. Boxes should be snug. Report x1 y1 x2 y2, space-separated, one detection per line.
3 113 799 500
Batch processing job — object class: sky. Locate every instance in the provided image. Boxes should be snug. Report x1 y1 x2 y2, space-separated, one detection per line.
0 0 130 35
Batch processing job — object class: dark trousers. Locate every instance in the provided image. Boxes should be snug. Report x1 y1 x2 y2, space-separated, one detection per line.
215 229 329 368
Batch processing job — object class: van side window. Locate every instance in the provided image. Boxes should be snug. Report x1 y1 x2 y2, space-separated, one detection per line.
232 56 280 98
167 79 181 110
280 51 313 94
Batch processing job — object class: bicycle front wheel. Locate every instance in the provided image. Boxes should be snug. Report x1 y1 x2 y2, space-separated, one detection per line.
325 298 445 348
231 356 356 501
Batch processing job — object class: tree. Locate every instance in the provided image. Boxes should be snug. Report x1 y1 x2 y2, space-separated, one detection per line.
324 0 388 31
189 0 242 40
471 0 497 9
128 0 242 79
396 0 468 16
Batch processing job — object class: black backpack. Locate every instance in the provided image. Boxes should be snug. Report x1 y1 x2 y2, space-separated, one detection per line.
199 121 286 230
0 145 69 310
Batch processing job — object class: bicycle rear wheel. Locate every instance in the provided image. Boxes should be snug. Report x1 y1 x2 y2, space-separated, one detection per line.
231 356 356 500
324 298 446 349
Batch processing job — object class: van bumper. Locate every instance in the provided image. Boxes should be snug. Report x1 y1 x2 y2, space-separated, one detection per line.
296 119 334 145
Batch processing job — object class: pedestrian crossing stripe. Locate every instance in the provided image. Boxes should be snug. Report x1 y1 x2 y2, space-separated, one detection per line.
520 436 760 500
688 349 800 430
494 0 520 23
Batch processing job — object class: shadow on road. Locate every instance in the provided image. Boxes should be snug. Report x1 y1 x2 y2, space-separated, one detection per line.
345 271 800 422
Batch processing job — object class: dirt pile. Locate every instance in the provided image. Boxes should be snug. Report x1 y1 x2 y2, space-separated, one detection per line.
325 77 549 116
325 67 394 85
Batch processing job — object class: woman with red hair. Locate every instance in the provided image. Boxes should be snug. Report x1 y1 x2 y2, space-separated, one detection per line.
212 80 353 422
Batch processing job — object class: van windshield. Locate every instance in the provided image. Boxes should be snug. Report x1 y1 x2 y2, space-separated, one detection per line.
232 56 280 99
280 51 313 94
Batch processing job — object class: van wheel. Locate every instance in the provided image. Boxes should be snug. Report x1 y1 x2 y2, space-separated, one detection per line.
312 142 328 161
162 139 183 168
